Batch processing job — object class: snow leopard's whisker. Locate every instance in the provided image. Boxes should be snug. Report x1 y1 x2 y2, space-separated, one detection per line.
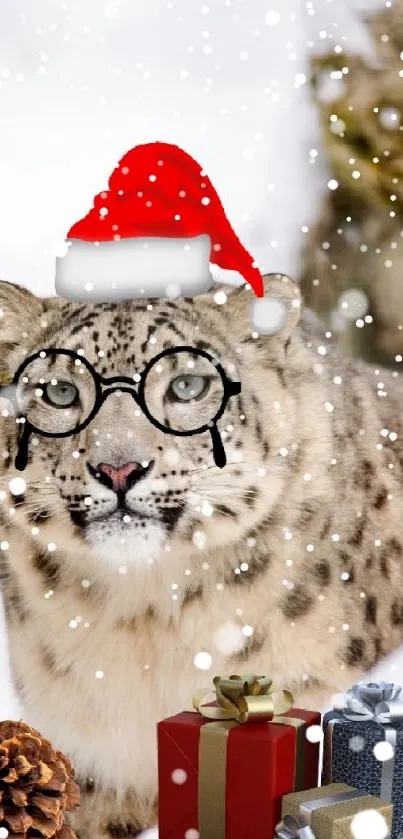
189 480 262 491
15 487 64 504
0 495 62 514
189 484 259 492
188 460 267 475
192 506 239 521
188 488 259 500
188 481 259 492
188 480 256 489
0 478 60 494
188 460 268 474
19 485 58 495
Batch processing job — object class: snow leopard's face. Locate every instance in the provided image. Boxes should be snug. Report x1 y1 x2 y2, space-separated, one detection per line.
0 277 300 570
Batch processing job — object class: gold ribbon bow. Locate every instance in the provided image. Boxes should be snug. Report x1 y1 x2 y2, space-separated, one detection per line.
193 672 293 723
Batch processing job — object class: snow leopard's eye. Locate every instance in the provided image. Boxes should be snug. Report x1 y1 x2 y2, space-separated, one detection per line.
42 380 79 408
168 375 210 402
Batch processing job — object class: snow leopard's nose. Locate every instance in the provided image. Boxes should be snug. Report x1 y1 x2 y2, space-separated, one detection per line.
87 460 154 494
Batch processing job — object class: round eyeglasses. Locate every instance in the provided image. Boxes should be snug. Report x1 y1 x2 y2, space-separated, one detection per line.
1 346 242 471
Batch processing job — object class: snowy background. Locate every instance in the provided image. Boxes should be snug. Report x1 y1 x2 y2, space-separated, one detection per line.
1 0 403 809
0 0 382 298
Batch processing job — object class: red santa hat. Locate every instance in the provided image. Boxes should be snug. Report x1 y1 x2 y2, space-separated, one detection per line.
56 142 275 328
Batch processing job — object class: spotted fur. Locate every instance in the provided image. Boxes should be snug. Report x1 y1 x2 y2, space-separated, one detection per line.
1 275 403 837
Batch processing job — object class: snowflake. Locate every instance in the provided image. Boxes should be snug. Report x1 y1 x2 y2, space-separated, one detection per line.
8 477 26 496
338 289 369 321
171 768 187 785
305 725 323 744
349 735 365 752
350 809 389 839
373 740 394 762
265 10 281 26
194 651 212 670
250 297 287 335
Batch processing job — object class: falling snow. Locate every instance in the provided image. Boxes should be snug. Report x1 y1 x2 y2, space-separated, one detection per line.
338 289 369 322
250 297 287 335
349 735 366 753
305 725 323 743
378 106 401 131
214 290 227 305
171 768 187 785
194 651 212 671
192 530 207 550
264 10 281 27
8 478 26 496
1 5 403 839
350 809 389 839
373 740 395 762
213 622 246 655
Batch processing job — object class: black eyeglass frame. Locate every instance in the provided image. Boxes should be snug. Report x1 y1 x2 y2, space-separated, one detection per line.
2 346 241 471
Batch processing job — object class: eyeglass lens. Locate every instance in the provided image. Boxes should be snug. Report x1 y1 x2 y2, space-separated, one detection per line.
7 347 238 471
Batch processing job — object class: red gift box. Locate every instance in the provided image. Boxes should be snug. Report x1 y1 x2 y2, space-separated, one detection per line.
158 707 320 839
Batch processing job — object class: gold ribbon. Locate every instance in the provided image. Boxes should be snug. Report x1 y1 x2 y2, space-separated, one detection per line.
193 672 293 723
192 674 305 839
198 720 238 839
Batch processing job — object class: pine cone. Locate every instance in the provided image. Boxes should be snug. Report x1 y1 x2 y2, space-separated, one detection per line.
0 721 80 839
54 828 77 839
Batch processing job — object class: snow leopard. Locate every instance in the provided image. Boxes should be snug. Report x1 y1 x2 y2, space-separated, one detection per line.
1 273 403 838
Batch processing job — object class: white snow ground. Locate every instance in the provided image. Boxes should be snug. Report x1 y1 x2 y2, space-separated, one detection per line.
0 0 402 836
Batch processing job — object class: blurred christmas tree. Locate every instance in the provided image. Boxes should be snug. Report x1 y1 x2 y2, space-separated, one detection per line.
301 1 403 365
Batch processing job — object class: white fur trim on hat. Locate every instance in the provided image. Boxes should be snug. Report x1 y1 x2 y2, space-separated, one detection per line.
55 233 214 301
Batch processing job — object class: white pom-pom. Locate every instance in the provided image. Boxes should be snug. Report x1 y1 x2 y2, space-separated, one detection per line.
250 296 287 335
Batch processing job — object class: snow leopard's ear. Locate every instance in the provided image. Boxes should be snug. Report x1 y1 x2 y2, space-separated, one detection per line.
0 282 66 382
0 281 44 348
0 281 66 342
209 273 302 344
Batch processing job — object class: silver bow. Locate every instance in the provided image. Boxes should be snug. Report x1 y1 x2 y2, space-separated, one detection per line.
275 815 316 839
333 680 403 723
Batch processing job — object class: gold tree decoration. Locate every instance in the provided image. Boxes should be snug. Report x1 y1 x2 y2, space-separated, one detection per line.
301 0 403 364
